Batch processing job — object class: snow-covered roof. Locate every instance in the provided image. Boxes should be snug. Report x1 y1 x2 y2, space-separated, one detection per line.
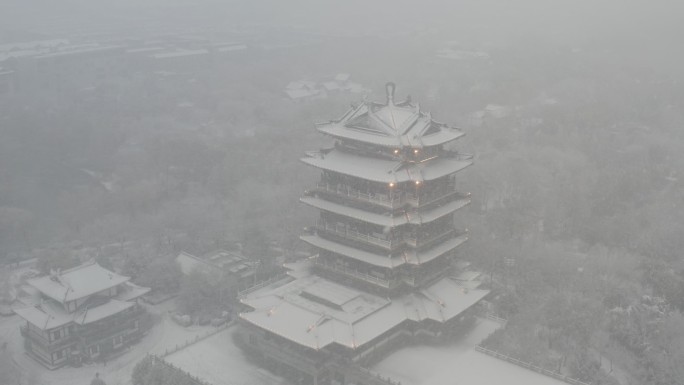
240 268 488 351
27 262 130 304
301 232 467 268
315 83 465 148
207 250 258 277
300 195 470 227
301 149 472 183
15 296 139 330
176 251 215 275
115 281 151 302
300 235 402 268
14 302 72 330
73 299 133 325
177 250 257 278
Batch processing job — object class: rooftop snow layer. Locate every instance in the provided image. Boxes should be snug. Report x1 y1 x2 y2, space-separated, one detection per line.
300 195 470 227
315 90 465 148
240 267 488 351
73 299 134 325
27 262 130 304
301 149 472 183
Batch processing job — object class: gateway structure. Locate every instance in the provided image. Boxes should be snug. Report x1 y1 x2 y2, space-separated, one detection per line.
239 83 488 385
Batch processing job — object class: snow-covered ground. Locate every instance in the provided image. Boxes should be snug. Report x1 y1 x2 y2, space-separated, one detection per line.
371 318 568 385
165 327 292 385
0 300 218 385
167 317 568 385
1 307 569 385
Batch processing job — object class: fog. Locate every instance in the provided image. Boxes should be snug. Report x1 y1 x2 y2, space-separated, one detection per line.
1 1 683 385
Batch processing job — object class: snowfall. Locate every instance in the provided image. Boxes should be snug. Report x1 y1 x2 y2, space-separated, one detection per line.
1 299 567 385
371 318 568 385
163 317 568 385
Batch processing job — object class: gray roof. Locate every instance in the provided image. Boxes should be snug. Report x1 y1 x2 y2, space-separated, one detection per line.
27 262 129 304
300 195 470 227
240 262 488 351
315 85 465 148
302 148 472 183
73 299 134 325
14 302 72 330
300 233 467 268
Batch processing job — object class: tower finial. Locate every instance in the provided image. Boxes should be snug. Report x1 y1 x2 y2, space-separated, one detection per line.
385 82 396 106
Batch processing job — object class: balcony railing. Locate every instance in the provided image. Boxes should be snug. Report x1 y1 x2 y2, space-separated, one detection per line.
315 182 465 210
402 268 448 288
315 183 402 208
20 325 75 350
314 259 397 289
317 221 394 249
404 228 459 248
78 320 135 346
77 308 144 346
405 188 463 208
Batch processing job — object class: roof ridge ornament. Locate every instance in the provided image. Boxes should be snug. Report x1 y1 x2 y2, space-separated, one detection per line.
385 82 396 106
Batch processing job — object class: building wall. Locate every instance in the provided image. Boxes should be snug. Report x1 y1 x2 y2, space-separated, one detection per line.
68 285 120 312
23 323 76 368
21 304 146 369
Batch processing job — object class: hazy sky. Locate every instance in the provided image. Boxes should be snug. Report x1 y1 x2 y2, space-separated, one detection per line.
1 0 682 47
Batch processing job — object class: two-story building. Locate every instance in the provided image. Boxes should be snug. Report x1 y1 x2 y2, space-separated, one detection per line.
14 262 150 369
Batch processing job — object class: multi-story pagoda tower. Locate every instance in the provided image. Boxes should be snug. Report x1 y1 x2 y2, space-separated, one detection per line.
301 82 472 295
239 83 488 385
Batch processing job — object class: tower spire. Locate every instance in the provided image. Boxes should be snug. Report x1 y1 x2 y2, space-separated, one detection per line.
385 82 396 106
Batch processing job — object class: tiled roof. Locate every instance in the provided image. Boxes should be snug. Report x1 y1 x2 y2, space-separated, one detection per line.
240 264 488 351
27 262 129 304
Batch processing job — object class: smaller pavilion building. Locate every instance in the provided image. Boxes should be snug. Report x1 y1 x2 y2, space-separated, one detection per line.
15 262 150 369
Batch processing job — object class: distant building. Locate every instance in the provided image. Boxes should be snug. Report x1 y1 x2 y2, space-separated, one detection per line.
285 80 324 102
14 262 150 369
284 74 369 102
176 250 258 284
483 104 513 119
238 83 488 385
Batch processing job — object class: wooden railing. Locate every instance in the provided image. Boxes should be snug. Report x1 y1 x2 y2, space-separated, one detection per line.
348 365 401 385
484 313 508 326
314 260 396 289
315 182 465 209
406 189 464 208
474 346 592 385
20 326 75 350
237 273 288 298
145 355 214 385
317 221 394 249
315 183 401 208
404 228 458 248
